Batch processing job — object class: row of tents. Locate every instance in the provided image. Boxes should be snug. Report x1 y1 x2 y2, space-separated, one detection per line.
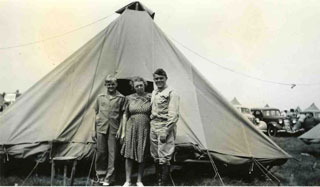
231 97 320 113
0 2 291 175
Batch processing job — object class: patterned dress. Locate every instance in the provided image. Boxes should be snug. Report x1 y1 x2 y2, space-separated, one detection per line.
121 93 151 163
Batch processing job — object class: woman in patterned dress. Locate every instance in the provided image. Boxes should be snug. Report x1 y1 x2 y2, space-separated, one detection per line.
117 76 151 186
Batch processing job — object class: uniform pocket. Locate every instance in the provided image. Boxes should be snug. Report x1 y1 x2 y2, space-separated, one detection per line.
109 109 120 119
100 109 109 118
159 95 169 104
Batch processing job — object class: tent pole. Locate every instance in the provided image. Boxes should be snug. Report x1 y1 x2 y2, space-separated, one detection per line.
205 149 224 185
253 159 281 186
135 2 139 10
86 150 96 186
21 150 49 186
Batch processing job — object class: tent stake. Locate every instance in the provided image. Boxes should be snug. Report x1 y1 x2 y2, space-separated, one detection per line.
86 150 96 186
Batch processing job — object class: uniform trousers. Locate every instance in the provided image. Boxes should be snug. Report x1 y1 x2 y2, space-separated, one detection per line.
95 130 118 182
150 121 177 165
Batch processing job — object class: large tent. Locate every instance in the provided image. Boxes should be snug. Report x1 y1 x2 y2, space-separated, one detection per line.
0 2 290 166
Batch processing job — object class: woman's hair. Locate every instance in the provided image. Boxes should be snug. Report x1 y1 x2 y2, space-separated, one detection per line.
129 76 148 90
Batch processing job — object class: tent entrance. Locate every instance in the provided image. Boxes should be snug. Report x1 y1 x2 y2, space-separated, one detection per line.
117 79 154 96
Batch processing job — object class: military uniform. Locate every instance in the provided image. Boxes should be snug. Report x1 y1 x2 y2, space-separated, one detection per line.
150 86 179 185
94 91 126 183
150 86 179 164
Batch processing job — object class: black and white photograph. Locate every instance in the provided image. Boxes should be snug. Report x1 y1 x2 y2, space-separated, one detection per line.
0 0 320 186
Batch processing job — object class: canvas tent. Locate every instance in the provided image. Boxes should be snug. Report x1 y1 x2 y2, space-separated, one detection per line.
304 103 320 112
0 2 290 166
230 97 241 106
265 104 270 108
296 106 302 112
302 103 320 119
299 124 320 144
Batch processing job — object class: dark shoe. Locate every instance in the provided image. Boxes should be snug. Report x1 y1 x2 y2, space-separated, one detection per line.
93 176 104 186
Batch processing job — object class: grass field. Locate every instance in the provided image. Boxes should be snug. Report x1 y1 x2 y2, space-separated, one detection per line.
1 136 320 186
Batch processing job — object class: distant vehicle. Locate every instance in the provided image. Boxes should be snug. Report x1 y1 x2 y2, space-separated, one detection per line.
285 110 299 129
234 106 267 133
1 92 20 113
4 93 17 104
251 107 303 136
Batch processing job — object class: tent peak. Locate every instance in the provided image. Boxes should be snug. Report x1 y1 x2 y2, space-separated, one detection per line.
116 1 155 19
304 103 320 111
230 97 241 105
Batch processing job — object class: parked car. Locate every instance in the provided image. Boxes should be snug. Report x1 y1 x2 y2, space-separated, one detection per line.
285 110 298 129
235 106 267 133
251 107 303 136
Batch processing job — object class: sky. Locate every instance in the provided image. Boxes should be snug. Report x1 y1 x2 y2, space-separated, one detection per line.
1 0 320 110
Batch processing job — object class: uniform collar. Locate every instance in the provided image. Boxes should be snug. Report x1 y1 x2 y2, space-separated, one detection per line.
106 90 123 99
155 85 172 95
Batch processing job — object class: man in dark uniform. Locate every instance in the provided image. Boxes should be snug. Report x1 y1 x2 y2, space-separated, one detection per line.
94 75 126 186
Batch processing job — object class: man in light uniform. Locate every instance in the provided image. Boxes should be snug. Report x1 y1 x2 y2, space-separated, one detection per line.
94 75 126 186
150 68 180 186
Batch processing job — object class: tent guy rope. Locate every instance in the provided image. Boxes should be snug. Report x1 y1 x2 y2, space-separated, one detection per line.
170 36 320 87
0 13 115 50
1 9 319 87
20 150 49 186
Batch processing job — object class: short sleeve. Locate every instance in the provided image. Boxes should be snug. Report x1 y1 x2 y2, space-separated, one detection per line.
94 97 99 114
122 96 129 113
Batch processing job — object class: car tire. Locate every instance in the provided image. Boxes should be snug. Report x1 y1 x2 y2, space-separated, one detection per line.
267 126 277 137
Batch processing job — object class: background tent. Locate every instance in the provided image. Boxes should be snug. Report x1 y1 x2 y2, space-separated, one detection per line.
304 103 320 112
296 106 302 112
265 104 270 107
0 2 290 165
230 97 241 106
299 123 320 144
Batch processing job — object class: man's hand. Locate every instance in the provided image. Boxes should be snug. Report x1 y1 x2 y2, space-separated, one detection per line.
92 132 97 142
116 129 121 139
116 129 125 144
120 133 125 145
